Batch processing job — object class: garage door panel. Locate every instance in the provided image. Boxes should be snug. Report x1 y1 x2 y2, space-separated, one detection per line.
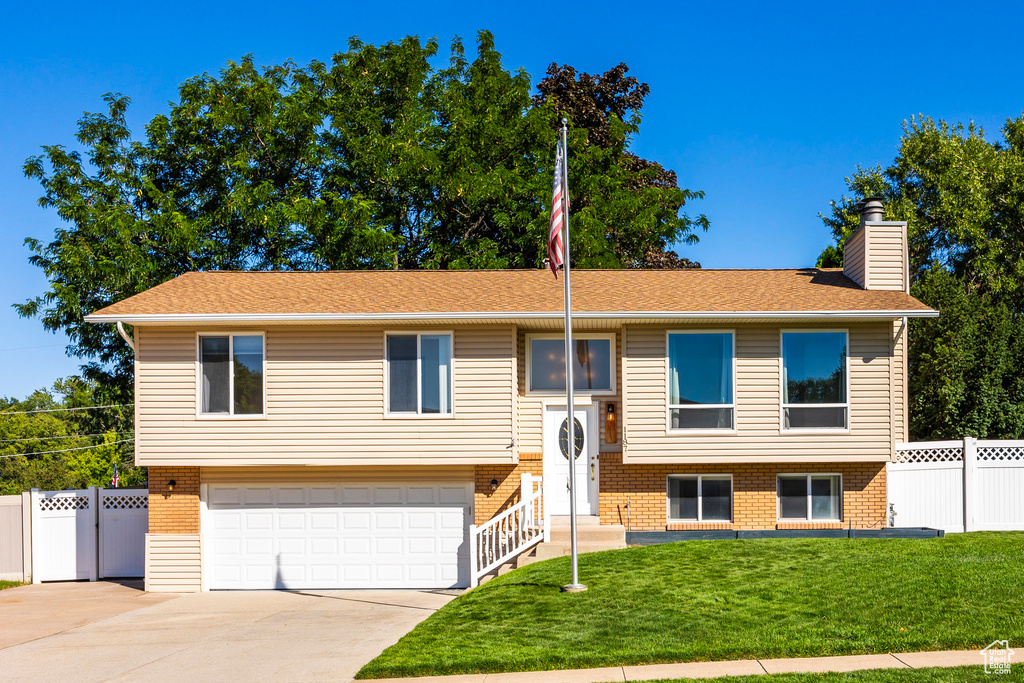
206 483 470 590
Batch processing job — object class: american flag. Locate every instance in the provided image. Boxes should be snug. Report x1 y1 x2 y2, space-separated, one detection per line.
548 140 566 278
111 462 119 488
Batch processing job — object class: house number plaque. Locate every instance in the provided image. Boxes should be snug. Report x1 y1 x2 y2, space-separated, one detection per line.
559 417 584 460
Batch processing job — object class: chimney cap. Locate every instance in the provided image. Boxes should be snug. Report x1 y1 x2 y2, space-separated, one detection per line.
857 197 884 223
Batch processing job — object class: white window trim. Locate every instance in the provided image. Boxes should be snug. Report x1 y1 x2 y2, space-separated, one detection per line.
195 331 267 420
525 332 616 397
384 330 455 418
665 329 737 434
776 473 843 522
779 329 851 434
666 474 734 523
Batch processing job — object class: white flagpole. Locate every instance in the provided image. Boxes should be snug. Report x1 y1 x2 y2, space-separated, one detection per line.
560 118 586 593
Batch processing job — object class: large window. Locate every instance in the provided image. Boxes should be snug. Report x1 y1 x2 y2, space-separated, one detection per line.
387 333 453 415
668 475 733 522
668 331 734 429
528 335 613 394
782 331 848 429
199 334 264 416
777 474 841 521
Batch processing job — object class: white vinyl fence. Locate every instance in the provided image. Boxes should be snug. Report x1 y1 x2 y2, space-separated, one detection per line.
29 487 148 583
888 438 1024 533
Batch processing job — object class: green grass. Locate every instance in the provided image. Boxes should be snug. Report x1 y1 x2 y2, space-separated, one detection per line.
641 667 997 682
358 533 1024 678
0 580 22 590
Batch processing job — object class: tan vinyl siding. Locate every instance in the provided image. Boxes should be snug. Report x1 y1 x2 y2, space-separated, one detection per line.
145 533 201 592
516 329 621 452
843 227 867 288
622 323 894 463
135 325 516 466
201 465 474 484
867 224 908 290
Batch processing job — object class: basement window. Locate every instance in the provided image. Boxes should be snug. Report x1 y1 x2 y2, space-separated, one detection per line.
777 474 842 521
667 475 733 522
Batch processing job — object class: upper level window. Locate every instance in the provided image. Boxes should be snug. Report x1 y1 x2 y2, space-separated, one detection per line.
528 334 613 394
668 331 734 430
199 334 264 416
782 331 848 430
387 333 452 415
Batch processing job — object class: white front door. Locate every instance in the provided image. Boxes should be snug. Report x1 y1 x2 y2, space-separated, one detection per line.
543 405 598 516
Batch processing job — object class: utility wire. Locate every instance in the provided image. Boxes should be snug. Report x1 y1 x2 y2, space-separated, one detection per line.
0 431 135 444
0 403 133 416
0 438 135 458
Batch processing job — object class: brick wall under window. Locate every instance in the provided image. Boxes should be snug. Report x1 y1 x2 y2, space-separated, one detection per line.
475 456 886 530
148 466 200 534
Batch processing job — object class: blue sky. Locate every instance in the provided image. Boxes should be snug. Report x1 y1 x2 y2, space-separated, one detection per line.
2 0 1023 398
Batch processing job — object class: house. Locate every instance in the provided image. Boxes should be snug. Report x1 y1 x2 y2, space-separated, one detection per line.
85 199 936 591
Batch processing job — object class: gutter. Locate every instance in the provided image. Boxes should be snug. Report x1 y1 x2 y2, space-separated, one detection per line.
116 321 136 351
85 309 939 324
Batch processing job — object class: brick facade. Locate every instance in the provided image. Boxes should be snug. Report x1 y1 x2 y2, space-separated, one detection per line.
475 456 886 530
148 466 201 534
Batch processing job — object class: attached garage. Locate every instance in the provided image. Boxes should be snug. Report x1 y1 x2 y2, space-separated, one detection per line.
203 483 472 590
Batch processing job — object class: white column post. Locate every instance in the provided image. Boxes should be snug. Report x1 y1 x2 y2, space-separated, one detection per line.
963 436 977 533
30 489 40 584
89 486 99 581
469 523 479 588
21 491 32 584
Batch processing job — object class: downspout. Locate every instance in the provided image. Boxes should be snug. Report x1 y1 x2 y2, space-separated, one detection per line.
116 321 136 352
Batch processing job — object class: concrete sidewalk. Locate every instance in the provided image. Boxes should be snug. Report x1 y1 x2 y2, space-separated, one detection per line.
357 649 983 682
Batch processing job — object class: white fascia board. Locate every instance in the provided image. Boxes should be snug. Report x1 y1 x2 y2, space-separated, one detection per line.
85 309 938 324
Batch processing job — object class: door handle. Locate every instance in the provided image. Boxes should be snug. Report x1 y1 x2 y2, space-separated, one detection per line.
591 462 595 481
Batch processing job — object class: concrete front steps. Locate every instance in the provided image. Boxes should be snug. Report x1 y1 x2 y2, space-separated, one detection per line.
517 516 625 567
476 516 626 585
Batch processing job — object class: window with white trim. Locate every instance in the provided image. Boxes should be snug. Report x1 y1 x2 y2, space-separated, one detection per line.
387 333 453 415
199 334 264 415
782 331 848 429
668 475 733 522
777 474 842 521
528 334 613 394
668 331 734 429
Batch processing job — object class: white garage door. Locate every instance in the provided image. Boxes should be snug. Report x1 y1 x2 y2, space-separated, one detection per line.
205 483 471 590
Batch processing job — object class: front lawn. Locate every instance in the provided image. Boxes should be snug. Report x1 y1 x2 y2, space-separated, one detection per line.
0 580 22 591
359 533 1023 678
641 667 990 683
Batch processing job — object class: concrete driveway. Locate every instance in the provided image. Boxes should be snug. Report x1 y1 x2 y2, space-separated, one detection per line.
0 582 457 682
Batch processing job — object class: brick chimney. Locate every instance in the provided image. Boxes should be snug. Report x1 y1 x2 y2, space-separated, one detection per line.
842 197 908 291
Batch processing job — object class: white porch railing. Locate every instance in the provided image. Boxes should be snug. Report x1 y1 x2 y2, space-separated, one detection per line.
469 473 547 587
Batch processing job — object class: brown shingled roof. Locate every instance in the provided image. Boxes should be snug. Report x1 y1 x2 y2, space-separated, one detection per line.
86 269 934 320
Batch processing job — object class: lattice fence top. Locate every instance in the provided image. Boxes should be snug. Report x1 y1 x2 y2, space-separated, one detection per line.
978 445 1024 462
38 495 90 512
895 446 963 464
102 494 148 510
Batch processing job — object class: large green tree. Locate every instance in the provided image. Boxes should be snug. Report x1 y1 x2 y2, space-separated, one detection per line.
20 32 705 397
819 116 1024 439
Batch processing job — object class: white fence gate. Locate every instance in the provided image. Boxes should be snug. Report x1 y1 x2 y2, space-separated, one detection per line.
31 488 98 582
99 489 149 578
889 438 1024 533
30 487 148 583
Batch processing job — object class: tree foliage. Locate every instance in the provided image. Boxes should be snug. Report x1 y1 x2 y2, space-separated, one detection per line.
20 32 706 396
0 378 142 495
818 115 1024 439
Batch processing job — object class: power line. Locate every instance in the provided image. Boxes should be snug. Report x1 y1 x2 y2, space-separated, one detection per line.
0 431 135 444
0 403 133 416
0 438 134 458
